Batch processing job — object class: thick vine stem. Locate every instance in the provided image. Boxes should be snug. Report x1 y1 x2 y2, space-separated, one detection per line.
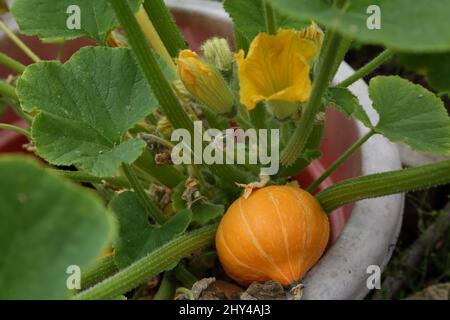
316 160 450 213
281 31 343 166
81 256 118 290
72 224 218 300
142 0 187 57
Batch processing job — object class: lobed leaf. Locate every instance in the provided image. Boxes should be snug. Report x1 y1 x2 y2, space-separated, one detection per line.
12 0 142 43
369 76 450 155
326 87 373 128
0 156 116 299
270 0 450 52
224 0 309 46
110 192 192 269
17 47 156 177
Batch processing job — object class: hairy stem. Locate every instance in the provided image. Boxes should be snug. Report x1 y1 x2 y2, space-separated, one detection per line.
72 224 217 300
316 160 450 213
135 5 177 73
81 256 118 290
142 0 187 57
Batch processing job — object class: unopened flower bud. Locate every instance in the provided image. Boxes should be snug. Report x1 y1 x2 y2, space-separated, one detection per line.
298 23 324 59
177 49 234 114
157 116 173 139
201 37 234 71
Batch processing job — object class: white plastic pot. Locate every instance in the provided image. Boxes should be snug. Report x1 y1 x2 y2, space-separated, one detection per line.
166 0 404 300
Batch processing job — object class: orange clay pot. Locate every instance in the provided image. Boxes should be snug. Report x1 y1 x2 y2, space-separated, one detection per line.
216 185 330 286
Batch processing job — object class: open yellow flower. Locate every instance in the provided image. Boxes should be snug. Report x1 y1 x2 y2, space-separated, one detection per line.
177 49 234 114
236 28 320 116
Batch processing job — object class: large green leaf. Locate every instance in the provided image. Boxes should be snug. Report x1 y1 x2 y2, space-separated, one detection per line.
398 53 450 96
12 0 142 43
224 0 309 45
270 0 450 52
326 87 373 128
110 192 192 269
0 156 116 299
369 76 450 155
17 47 156 177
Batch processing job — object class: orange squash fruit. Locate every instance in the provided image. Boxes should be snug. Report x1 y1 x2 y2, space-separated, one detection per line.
216 185 329 286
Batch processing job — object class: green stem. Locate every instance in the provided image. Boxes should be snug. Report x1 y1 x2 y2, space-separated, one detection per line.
263 0 277 35
153 272 175 300
0 123 30 138
122 164 166 224
316 160 450 213
329 36 352 80
338 49 394 87
0 80 17 100
0 20 40 63
72 224 217 300
249 102 266 130
52 169 130 188
108 0 192 132
142 0 187 57
176 287 195 300
281 31 343 166
81 256 118 290
173 264 197 288
109 0 249 185
0 52 26 73
308 129 375 192
134 148 184 188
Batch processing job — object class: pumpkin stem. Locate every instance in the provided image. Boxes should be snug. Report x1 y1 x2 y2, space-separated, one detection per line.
235 174 270 198
288 280 304 300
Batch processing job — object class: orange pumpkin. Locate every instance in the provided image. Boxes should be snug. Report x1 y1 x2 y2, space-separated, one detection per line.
216 185 329 286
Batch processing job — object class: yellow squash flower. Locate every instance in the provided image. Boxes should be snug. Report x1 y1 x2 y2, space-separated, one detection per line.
236 28 321 117
177 49 234 114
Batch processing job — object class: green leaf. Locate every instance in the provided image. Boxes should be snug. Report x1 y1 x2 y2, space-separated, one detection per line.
171 180 187 211
12 0 142 43
326 87 373 128
224 0 309 45
110 191 192 269
0 156 116 299
191 202 225 226
270 0 450 52
398 53 450 96
17 47 156 177
369 76 450 155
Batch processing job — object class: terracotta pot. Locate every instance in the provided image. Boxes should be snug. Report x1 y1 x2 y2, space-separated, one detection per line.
0 0 404 299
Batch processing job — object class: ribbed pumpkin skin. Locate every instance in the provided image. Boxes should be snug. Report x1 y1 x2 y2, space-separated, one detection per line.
216 185 329 286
